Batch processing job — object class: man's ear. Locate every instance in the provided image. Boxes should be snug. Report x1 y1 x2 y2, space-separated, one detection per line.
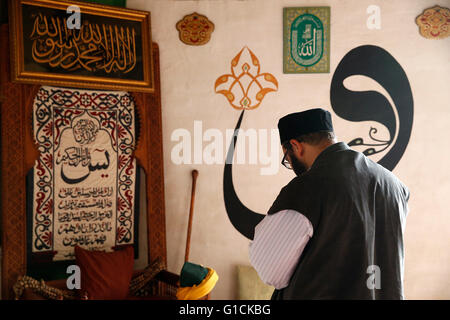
289 139 303 156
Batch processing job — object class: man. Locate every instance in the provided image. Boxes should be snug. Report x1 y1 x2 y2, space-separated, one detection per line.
249 108 409 299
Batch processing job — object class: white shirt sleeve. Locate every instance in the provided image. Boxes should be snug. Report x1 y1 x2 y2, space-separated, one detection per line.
249 209 313 290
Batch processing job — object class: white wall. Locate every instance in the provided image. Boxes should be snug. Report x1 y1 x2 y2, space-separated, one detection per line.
127 0 450 299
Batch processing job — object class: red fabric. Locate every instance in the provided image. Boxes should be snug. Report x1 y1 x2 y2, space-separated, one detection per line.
75 245 134 300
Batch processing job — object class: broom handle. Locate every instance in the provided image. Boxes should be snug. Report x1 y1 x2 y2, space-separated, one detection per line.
185 169 199 262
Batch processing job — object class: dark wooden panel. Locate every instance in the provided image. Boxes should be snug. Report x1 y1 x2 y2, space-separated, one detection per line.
0 23 167 299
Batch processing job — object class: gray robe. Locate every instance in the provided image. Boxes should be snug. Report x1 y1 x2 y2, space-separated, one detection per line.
268 142 409 299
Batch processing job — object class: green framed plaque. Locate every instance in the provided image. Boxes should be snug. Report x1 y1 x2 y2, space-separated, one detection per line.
283 7 330 73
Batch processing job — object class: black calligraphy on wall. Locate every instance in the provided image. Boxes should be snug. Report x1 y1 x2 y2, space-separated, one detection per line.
330 45 413 171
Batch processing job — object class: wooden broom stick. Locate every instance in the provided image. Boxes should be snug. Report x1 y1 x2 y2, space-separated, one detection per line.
184 169 199 262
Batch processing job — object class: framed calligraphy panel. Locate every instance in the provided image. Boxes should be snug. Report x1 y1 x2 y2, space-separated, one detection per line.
27 86 140 276
8 0 154 92
283 7 330 73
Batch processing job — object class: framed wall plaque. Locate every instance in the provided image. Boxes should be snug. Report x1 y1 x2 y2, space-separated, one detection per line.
283 7 330 73
8 0 154 92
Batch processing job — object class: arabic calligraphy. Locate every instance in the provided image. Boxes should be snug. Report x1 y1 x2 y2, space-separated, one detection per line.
55 117 111 184
62 234 107 247
58 222 113 235
51 108 126 256
32 87 137 261
56 186 114 251
57 199 113 210
57 147 110 184
291 13 323 67
58 147 91 167
58 187 113 198
283 7 330 73
299 25 317 57
58 210 113 222
73 119 98 144
30 13 137 73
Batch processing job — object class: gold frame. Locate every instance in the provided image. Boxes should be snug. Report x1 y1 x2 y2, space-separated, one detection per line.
8 0 154 93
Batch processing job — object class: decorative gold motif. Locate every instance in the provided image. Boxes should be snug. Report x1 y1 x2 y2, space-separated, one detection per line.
176 12 214 46
416 5 450 39
215 47 278 110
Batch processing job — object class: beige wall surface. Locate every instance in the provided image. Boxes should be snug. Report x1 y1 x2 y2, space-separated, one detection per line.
127 0 450 299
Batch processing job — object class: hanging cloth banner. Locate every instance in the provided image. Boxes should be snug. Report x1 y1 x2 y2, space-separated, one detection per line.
31 86 137 261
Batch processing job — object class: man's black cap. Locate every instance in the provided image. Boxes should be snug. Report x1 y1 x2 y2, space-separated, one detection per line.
278 108 334 145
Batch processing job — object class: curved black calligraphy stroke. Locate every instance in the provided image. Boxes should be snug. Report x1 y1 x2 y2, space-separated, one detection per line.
61 151 110 184
61 166 90 185
88 150 110 171
223 110 265 240
330 45 414 171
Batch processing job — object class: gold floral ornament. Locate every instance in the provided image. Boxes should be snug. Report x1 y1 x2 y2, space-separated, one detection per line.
176 12 215 45
215 47 278 110
416 5 450 39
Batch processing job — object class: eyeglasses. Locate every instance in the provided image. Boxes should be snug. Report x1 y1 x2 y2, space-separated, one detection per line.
281 149 293 170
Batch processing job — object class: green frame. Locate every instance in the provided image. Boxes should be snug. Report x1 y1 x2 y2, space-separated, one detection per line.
283 7 330 74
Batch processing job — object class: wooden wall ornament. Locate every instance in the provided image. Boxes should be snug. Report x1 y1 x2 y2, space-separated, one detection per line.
176 12 214 46
0 24 167 299
415 5 450 39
